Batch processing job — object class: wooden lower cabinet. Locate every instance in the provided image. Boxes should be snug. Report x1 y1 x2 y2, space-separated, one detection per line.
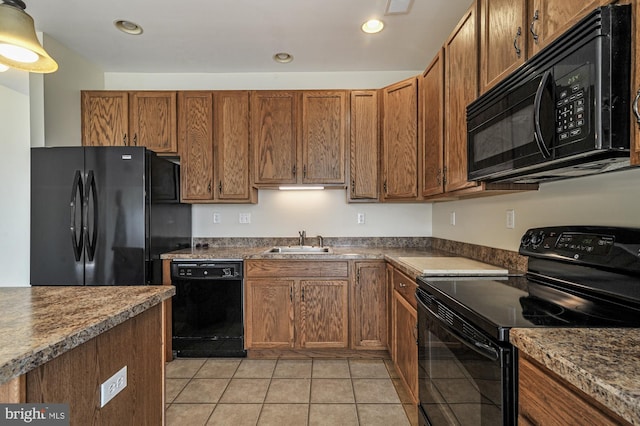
390 266 419 403
518 353 630 425
25 304 164 425
351 261 387 349
244 260 349 350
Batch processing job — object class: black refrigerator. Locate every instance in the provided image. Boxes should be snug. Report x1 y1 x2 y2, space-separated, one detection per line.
31 146 191 286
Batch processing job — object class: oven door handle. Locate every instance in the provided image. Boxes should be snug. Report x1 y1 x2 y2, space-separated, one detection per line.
416 292 500 362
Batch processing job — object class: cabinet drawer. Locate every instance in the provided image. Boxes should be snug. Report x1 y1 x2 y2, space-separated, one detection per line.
393 268 417 309
246 260 349 278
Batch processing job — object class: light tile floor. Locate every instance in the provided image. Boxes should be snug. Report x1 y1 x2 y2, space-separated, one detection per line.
165 358 418 426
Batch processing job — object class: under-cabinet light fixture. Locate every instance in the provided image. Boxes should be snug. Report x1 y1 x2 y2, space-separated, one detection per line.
0 0 58 73
278 186 325 191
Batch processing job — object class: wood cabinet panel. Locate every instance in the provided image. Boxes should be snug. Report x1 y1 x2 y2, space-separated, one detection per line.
480 0 527 92
299 279 349 348
129 91 177 153
528 0 607 56
393 289 418 403
81 91 129 147
245 279 295 348
444 2 479 193
352 262 387 349
251 91 299 185
518 353 629 425
421 51 445 197
301 91 348 184
349 90 380 201
178 91 214 201
26 305 163 425
213 91 256 202
381 77 419 200
245 260 349 278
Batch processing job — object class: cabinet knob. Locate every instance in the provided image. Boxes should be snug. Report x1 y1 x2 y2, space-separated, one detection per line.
303 164 307 178
123 133 128 146
292 165 297 177
218 181 223 194
207 181 212 193
383 180 387 194
530 10 539 44
633 89 640 126
133 133 138 146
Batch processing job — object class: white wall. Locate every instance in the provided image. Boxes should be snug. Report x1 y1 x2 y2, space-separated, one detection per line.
193 190 431 237
42 34 104 147
432 168 640 252
0 75 31 286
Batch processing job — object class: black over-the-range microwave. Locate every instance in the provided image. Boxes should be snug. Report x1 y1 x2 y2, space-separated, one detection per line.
467 5 632 184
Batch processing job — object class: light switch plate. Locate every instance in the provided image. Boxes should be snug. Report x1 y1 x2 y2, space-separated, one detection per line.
357 213 365 224
239 213 251 224
100 366 127 408
213 212 221 224
506 209 515 229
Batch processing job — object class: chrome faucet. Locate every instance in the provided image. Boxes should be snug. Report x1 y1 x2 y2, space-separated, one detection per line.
317 235 324 247
298 230 306 246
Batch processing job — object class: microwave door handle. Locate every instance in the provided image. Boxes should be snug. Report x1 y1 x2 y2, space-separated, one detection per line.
533 70 553 158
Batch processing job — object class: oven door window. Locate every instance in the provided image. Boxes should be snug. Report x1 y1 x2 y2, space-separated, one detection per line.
417 296 514 425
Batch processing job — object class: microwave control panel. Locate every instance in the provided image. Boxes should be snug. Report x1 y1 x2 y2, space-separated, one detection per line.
555 65 589 144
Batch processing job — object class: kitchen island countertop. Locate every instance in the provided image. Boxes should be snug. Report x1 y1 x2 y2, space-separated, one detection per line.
0 285 174 385
511 328 640 425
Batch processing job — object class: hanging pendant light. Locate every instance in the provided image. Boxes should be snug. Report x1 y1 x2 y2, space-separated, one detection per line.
0 0 57 73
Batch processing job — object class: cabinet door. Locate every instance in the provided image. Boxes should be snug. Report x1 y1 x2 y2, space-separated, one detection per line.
352 262 386 349
633 0 640 166
528 0 607 56
444 3 479 193
298 280 349 349
349 90 380 201
251 91 299 185
81 91 129 147
129 91 177 154
381 77 419 200
480 0 527 93
393 289 418 403
213 91 255 202
421 51 445 197
301 91 348 184
245 279 295 349
178 91 214 201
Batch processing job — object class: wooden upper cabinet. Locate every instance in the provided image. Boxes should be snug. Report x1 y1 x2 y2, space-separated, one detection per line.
213 91 256 203
528 0 608 56
349 90 380 201
632 0 640 167
381 77 419 201
444 2 479 193
81 91 129 147
82 91 178 154
251 91 299 185
421 50 445 197
480 0 527 93
301 91 348 185
178 91 214 201
129 91 177 153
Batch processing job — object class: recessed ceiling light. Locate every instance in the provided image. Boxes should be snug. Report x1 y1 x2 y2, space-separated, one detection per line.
114 20 143 35
273 52 293 63
361 19 384 34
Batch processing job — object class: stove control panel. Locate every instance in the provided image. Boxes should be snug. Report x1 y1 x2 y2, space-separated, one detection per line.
519 226 640 274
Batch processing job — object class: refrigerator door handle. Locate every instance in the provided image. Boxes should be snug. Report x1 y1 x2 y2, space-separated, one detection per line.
69 170 84 261
84 170 99 261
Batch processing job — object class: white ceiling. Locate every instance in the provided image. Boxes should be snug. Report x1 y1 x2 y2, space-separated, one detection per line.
22 0 473 73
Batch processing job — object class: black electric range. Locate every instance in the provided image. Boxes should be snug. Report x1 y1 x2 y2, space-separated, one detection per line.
415 226 640 426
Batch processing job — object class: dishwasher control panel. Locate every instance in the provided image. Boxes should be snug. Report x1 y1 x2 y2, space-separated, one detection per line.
171 260 243 279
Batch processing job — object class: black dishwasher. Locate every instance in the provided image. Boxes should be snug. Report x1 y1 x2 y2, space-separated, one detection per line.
171 260 246 357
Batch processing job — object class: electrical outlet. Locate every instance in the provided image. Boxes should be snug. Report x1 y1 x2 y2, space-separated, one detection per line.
213 212 221 224
450 211 456 226
239 213 251 224
100 366 127 408
506 209 515 229
357 213 365 224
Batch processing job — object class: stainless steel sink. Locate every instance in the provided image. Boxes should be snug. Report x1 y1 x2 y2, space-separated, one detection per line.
264 246 332 254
